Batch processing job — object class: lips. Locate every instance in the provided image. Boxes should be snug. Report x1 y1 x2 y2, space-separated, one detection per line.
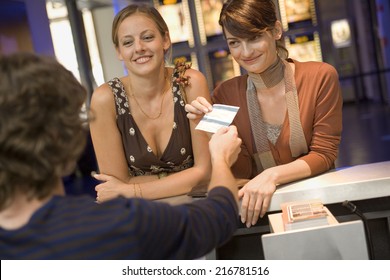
242 55 261 64
134 56 152 64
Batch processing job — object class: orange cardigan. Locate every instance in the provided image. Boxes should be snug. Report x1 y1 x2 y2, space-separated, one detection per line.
212 59 343 179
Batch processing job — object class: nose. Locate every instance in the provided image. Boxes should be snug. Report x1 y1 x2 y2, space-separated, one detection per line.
134 39 145 52
241 42 254 58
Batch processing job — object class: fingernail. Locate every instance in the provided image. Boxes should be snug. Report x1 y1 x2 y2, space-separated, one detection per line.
91 171 98 178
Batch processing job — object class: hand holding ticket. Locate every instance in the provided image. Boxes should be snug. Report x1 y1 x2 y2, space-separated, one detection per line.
195 104 239 133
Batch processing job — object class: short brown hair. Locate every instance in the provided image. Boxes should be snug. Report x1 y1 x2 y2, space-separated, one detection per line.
219 0 288 59
0 53 87 210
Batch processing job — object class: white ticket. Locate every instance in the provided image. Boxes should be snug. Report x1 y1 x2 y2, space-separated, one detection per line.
195 104 239 133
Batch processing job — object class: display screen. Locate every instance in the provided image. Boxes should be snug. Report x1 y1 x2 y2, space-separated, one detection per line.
157 0 192 44
208 49 236 88
280 0 316 30
284 0 312 23
285 32 322 62
331 19 352 48
200 0 224 37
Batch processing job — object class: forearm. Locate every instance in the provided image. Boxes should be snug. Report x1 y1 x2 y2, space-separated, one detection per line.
265 159 311 186
93 139 130 183
208 159 238 204
128 175 158 183
136 187 238 259
133 166 210 200
299 151 336 177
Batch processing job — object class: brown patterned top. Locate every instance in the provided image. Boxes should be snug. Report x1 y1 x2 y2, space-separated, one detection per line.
108 67 193 177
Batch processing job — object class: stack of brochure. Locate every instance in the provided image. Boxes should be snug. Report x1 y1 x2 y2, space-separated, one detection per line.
281 199 332 231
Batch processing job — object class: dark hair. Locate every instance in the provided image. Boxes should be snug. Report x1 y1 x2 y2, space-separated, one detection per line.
219 0 288 59
0 52 87 210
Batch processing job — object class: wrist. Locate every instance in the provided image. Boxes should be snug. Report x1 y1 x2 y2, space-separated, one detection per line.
211 158 230 170
211 155 231 167
132 183 143 198
263 167 280 186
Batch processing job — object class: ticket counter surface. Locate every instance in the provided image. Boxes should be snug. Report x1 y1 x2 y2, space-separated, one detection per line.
158 161 390 259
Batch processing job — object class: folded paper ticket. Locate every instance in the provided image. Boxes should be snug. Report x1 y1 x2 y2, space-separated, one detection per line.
195 104 239 133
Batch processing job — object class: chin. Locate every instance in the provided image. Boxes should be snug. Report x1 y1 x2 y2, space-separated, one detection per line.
242 65 263 74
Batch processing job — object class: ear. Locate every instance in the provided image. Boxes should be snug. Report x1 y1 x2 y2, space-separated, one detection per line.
162 31 171 52
274 21 283 40
115 46 124 61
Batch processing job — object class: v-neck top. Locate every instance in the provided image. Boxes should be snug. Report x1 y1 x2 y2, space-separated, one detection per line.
108 67 194 177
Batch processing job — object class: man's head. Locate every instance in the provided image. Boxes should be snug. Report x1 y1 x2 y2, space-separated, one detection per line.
0 52 87 210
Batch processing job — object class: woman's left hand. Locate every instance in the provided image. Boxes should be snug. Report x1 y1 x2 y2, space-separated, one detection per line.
238 170 277 227
93 173 131 203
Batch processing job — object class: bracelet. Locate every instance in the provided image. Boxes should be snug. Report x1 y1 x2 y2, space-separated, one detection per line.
157 172 168 179
132 183 143 198
136 183 143 198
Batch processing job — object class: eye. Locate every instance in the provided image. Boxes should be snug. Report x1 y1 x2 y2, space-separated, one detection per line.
143 34 155 41
122 40 133 47
249 35 262 41
227 40 240 48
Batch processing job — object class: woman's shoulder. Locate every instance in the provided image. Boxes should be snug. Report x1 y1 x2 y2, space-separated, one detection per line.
292 59 339 79
211 75 248 103
171 65 208 93
177 67 207 83
91 79 120 107
292 59 338 73
184 69 207 86
214 75 248 93
171 62 207 81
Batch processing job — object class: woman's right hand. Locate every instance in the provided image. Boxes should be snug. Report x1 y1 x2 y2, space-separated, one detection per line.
93 173 132 203
185 96 213 120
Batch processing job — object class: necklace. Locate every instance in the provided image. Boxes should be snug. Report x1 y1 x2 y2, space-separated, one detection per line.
129 73 170 120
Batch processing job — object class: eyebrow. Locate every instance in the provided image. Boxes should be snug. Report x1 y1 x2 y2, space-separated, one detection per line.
225 36 238 40
140 29 156 36
119 29 155 39
119 35 133 40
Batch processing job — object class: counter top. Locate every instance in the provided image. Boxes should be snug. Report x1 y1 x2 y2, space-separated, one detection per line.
269 161 390 211
158 161 390 212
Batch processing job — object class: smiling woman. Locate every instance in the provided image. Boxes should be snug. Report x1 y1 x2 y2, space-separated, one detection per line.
89 3 212 202
185 0 343 228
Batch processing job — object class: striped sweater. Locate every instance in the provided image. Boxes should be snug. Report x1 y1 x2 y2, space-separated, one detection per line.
0 187 238 259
